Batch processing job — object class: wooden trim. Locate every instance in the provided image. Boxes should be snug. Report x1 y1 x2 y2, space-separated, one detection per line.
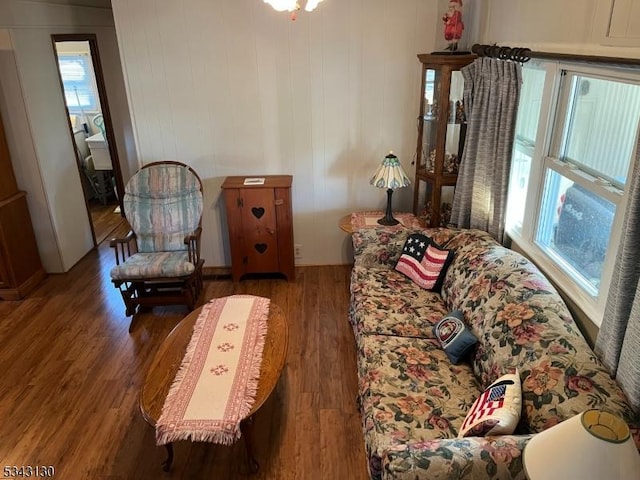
51 33 127 248
529 51 640 68
202 266 232 277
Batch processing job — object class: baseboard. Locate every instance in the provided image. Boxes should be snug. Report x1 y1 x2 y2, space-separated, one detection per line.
202 266 232 279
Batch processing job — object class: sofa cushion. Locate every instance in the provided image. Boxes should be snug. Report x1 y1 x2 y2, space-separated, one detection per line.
349 266 448 340
440 229 640 441
349 225 640 480
357 334 481 479
395 234 454 292
351 227 461 270
459 370 522 437
352 229 413 269
433 310 478 364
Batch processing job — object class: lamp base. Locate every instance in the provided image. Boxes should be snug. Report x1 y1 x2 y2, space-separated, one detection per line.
377 188 399 226
377 216 399 226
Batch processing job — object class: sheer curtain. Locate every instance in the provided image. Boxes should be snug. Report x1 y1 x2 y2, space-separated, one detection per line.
595 134 640 412
449 57 522 244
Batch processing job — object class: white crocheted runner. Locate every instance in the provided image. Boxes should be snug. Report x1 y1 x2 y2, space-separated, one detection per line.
156 295 269 446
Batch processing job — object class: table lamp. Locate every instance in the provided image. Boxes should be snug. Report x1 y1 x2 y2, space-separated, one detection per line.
370 151 411 226
523 409 640 480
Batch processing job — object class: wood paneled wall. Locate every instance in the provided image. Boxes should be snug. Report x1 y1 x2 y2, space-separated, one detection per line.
111 0 439 266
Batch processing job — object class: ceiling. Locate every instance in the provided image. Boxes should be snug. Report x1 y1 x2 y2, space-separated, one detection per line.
26 0 112 8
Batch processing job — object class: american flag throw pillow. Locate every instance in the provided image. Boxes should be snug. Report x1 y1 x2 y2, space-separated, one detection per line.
395 234 454 291
458 370 522 437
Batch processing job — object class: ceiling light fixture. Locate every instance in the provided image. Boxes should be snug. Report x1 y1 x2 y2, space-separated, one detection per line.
263 0 324 20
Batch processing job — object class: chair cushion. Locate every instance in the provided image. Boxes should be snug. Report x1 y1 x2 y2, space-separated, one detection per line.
110 252 195 280
124 164 203 253
125 163 201 198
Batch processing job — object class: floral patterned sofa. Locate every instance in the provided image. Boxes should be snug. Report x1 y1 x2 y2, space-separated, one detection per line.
349 224 640 480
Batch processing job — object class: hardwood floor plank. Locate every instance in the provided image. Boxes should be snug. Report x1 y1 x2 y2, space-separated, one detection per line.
0 239 369 479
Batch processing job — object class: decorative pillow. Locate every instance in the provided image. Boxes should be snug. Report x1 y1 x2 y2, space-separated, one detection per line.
433 310 478 364
394 234 454 291
458 370 522 438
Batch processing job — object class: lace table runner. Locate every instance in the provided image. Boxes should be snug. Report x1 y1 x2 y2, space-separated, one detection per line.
350 211 423 230
156 295 269 445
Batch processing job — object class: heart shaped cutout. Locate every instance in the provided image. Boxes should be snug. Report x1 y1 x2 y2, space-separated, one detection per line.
251 207 265 219
255 243 268 254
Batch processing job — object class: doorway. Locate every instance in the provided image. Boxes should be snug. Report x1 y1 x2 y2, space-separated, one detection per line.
51 34 125 246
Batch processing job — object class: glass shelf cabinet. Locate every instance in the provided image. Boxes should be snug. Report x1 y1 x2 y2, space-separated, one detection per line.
413 53 476 227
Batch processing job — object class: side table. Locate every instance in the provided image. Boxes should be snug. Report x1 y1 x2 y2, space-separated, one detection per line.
339 211 423 234
339 214 353 234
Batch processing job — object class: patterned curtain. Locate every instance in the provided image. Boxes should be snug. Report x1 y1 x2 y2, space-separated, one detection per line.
449 57 522 244
595 133 640 412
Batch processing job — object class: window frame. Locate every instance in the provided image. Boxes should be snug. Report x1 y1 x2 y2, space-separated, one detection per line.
507 60 640 326
57 52 100 114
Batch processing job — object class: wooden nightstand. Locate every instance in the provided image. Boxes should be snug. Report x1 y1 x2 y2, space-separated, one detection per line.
221 176 295 282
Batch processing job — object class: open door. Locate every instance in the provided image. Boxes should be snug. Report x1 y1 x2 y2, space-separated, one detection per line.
51 33 125 246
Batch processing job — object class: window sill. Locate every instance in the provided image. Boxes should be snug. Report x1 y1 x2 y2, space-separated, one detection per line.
507 230 603 330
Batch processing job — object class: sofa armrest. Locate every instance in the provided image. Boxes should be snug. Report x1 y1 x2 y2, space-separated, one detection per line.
352 229 411 269
383 434 534 480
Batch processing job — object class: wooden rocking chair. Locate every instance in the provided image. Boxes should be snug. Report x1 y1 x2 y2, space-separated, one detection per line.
110 161 204 321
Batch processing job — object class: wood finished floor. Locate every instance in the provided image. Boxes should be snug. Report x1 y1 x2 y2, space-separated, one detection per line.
89 200 124 246
0 227 368 479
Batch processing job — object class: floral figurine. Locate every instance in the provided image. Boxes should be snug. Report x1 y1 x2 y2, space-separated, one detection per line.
442 0 464 52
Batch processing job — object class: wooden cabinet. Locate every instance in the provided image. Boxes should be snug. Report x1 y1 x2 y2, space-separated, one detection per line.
413 53 476 227
221 175 294 282
0 110 45 300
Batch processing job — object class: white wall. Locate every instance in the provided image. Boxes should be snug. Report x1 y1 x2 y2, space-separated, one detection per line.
0 0 137 272
478 0 640 58
112 0 439 266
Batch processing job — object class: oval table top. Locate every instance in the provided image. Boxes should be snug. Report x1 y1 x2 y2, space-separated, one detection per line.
140 301 289 427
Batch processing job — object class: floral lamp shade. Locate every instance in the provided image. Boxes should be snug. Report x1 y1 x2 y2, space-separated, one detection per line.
370 152 410 226
370 152 411 191
523 409 640 480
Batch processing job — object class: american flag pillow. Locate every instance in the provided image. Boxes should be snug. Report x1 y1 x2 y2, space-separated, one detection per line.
458 371 522 437
395 234 454 291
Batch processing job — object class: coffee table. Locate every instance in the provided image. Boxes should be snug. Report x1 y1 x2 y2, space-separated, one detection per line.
140 301 289 472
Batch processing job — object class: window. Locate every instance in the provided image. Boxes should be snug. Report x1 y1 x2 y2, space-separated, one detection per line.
506 60 640 325
58 54 99 113
505 66 547 233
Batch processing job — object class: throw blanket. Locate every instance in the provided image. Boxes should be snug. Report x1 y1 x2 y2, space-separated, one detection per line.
156 295 269 446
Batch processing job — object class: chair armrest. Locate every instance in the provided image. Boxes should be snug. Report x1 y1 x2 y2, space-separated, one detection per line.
184 227 202 264
110 230 137 265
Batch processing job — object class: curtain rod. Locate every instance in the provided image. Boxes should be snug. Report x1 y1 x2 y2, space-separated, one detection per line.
471 43 640 68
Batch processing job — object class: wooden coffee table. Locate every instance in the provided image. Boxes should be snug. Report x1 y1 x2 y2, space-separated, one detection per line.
140 301 289 472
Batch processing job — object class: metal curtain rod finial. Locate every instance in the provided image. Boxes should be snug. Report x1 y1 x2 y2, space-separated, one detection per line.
471 43 531 63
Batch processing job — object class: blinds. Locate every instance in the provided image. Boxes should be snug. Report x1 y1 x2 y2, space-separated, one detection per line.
58 54 99 112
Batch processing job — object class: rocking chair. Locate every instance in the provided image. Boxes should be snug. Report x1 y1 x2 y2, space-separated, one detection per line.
110 161 204 320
